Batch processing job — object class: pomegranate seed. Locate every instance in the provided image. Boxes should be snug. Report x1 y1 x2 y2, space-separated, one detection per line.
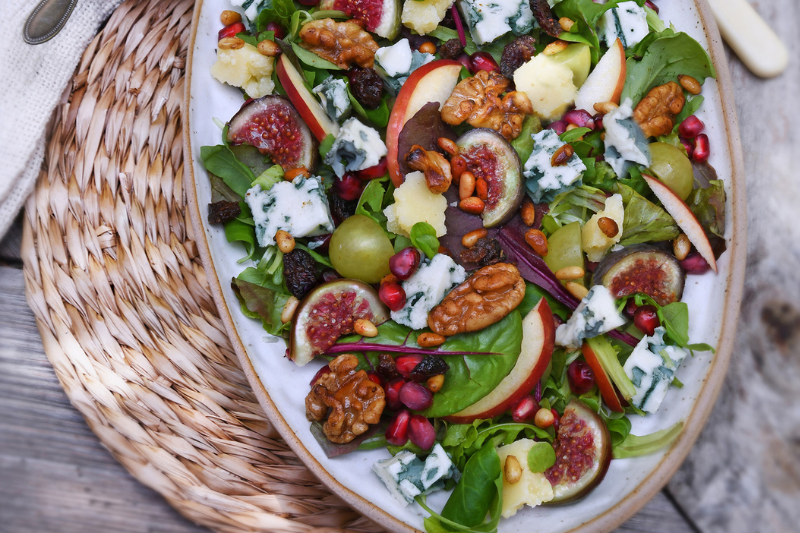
563 109 595 130
389 247 421 280
593 113 604 131
335 173 366 201
385 410 411 446
321 269 339 283
385 378 406 411
399 382 434 411
679 115 705 138
645 0 659 13
395 355 424 379
379 281 406 311
680 136 695 159
624 299 638 318
367 371 383 387
265 21 285 40
511 394 539 422
634 305 660 336
408 415 436 450
309 365 330 386
456 53 472 73
551 408 560 432
681 252 712 275
218 22 246 40
547 119 568 135
567 360 596 395
356 157 388 180
469 52 499 73
693 134 710 163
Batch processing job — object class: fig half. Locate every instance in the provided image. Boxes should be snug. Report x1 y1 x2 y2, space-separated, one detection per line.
545 399 611 503
592 244 685 306
289 279 389 366
456 128 524 228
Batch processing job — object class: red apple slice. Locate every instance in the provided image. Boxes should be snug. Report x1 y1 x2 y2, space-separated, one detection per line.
276 54 340 142
386 59 462 186
444 298 555 423
581 342 624 413
643 174 718 273
574 38 626 114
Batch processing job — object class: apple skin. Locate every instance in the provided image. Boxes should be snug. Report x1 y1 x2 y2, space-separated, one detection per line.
387 59 462 187
573 38 626 114
276 54 340 142
581 342 625 413
444 297 555 424
643 174 718 273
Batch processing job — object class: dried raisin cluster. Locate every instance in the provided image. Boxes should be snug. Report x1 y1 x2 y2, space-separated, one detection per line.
283 249 320 300
348 66 383 110
328 191 358 225
207 200 241 225
439 39 464 60
460 237 506 267
500 35 537 79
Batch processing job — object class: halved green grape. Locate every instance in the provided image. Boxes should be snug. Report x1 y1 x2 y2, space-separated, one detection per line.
545 221 584 285
648 142 694 201
329 215 394 284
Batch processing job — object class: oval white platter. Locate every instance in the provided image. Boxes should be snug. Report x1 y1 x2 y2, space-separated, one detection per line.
183 1 747 531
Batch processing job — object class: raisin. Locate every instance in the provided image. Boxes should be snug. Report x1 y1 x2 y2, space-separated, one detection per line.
328 191 358 226
439 39 464 60
377 353 400 381
530 0 562 38
409 355 450 383
348 66 383 110
284 249 320 300
460 237 506 267
500 35 537 79
207 200 241 225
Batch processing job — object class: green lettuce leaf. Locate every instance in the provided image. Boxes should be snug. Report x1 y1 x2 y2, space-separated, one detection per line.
231 273 292 337
614 182 679 244
510 115 542 165
686 179 726 238
201 144 256 197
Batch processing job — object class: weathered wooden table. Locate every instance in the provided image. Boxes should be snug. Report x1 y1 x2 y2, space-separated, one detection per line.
1 2 798 531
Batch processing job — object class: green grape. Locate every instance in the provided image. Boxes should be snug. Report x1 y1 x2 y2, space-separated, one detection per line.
648 142 694 200
544 221 584 284
329 215 394 284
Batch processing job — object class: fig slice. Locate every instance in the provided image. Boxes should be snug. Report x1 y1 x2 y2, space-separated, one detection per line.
455 128 524 228
319 0 401 39
592 244 685 306
545 399 611 503
289 279 389 366
227 95 317 171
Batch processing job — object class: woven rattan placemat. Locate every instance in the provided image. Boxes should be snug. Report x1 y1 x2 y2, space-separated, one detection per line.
20 0 379 530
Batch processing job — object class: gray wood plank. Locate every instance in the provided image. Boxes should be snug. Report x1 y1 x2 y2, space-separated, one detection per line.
0 215 23 265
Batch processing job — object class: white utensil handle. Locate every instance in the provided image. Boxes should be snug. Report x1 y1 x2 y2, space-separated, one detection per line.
706 0 788 78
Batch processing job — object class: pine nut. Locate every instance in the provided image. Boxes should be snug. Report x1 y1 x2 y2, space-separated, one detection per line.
678 74 702 95
504 455 523 484
543 40 569 55
597 216 619 238
673 233 691 261
426 374 445 392
220 10 242 25
534 408 555 429
281 296 299 323
520 198 536 226
555 266 585 280
476 178 488 201
459 196 485 215
218 37 245 50
524 229 548 257
438 137 458 155
593 101 618 114
459 171 476 199
418 332 446 347
566 281 589 300
462 228 488 248
284 166 309 181
354 319 378 337
275 230 295 253
419 41 437 55
257 39 282 57
566 123 580 131
559 17 575 32
551 144 574 167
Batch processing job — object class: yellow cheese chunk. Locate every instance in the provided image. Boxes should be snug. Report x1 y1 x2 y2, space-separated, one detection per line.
514 54 578 121
582 193 624 262
402 0 455 35
384 171 448 237
210 43 275 98
497 439 554 519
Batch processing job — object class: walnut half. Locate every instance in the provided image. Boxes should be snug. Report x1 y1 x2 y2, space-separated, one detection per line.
299 19 378 69
428 263 526 336
406 145 452 194
305 354 385 444
634 81 686 138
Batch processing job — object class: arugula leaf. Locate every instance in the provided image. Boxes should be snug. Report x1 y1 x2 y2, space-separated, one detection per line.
553 0 640 51
614 182 679 244
510 115 542 164
613 421 684 458
291 41 342 70
440 440 502 528
410 222 440 259
235 32 258 47
201 144 256 197
527 442 556 473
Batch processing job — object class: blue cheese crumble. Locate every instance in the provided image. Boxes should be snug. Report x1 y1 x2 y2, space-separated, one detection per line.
375 39 435 94
372 444 460 506
623 327 689 413
523 129 586 203
457 0 534 45
599 1 649 49
229 0 266 23
244 177 334 248
392 254 466 330
324 118 388 177
313 78 351 123
603 98 651 178
555 285 626 349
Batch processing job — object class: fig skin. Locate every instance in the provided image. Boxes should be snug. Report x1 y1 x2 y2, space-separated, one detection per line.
592 244 686 306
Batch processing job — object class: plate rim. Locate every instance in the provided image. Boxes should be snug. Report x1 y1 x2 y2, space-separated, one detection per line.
182 1 748 530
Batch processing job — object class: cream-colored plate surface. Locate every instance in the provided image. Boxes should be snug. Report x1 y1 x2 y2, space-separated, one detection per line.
184 1 747 531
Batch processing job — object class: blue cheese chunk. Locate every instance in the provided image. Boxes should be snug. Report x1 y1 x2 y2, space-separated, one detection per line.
245 177 334 248
623 327 689 413
375 39 435 94
599 1 649 49
324 118 388 177
313 78 351 123
372 444 459 506
458 0 534 45
230 0 267 23
604 98 651 178
523 129 586 203
555 285 626 349
392 254 467 330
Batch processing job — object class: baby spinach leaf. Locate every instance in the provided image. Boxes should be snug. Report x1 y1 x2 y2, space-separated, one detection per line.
527 441 556 473
201 144 256 197
510 115 542 164
659 302 690 346
291 41 342 70
613 420 683 458
355 179 389 227
614 182 679 244
441 440 502 528
560 127 592 143
224 216 258 263
410 222 440 259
